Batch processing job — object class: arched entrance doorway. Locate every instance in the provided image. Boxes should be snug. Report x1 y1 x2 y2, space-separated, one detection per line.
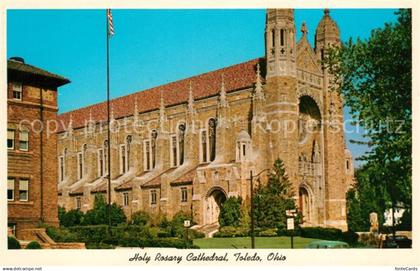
299 186 312 225
204 187 227 225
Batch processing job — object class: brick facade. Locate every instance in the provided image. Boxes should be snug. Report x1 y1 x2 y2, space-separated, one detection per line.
7 58 69 239
57 9 354 230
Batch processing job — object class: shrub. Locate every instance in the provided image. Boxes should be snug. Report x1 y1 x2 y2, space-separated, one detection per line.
114 225 153 240
82 194 127 226
213 226 249 238
148 227 161 238
130 211 151 226
51 224 196 248
150 213 168 227
119 237 192 248
187 229 205 239
397 209 412 231
169 211 192 238
257 228 277 237
157 230 172 238
58 206 66 223
8 237 21 249
68 225 110 244
342 231 359 245
46 227 78 243
175 228 205 239
65 224 154 245
219 197 242 227
60 209 84 227
26 241 42 249
86 242 114 249
300 227 343 241
159 216 171 229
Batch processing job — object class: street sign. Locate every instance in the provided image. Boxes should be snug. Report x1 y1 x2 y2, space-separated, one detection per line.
287 218 294 230
184 220 191 228
286 209 297 217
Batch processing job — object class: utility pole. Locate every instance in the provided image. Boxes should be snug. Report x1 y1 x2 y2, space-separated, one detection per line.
106 9 114 235
250 170 255 249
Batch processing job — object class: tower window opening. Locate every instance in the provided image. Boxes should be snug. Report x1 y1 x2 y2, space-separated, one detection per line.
280 29 285 46
271 29 275 48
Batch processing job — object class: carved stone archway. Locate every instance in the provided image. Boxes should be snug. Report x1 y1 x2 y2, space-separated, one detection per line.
297 88 323 117
299 184 315 226
203 186 227 226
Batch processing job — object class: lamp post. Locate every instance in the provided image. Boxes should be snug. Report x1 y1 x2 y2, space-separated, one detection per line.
249 168 270 249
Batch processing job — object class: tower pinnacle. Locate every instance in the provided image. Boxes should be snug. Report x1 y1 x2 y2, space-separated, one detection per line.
218 74 229 108
265 8 296 78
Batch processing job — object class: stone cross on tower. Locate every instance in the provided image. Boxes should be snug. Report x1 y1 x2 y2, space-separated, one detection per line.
301 21 308 37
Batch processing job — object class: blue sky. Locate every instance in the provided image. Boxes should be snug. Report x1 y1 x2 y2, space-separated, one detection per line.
7 9 399 166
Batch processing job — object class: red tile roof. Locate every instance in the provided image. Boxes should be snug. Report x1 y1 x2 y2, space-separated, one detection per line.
69 186 84 196
90 182 108 194
140 168 176 189
57 58 263 132
115 180 133 191
170 167 196 186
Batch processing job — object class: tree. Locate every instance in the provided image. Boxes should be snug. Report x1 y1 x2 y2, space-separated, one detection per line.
253 159 297 229
219 196 242 227
324 10 412 218
346 167 387 232
130 211 151 226
60 208 84 227
83 194 126 226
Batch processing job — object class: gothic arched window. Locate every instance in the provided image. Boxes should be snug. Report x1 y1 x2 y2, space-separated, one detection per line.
103 140 109 175
178 123 186 166
59 148 67 182
151 130 158 169
208 118 216 162
200 130 207 163
126 135 132 169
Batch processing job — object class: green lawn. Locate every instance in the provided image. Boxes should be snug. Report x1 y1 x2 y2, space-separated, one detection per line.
193 236 323 249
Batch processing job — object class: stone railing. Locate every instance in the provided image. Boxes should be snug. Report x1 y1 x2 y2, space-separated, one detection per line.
297 69 322 88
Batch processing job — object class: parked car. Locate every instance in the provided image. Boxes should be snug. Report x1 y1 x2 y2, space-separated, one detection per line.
306 240 350 249
382 235 412 248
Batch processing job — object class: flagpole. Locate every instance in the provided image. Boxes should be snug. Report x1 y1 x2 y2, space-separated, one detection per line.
106 9 112 234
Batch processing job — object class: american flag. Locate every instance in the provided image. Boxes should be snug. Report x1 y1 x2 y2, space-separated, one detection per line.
107 9 114 37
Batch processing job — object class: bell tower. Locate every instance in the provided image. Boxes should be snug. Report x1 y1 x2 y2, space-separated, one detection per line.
265 9 296 78
263 9 299 188
315 9 348 230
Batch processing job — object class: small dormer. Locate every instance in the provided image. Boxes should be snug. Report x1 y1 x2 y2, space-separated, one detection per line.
236 130 252 162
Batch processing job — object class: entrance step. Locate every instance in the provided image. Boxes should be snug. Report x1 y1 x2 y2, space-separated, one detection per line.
20 228 56 244
195 222 220 238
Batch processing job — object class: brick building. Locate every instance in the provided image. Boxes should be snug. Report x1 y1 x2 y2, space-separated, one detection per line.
7 57 70 238
57 9 354 230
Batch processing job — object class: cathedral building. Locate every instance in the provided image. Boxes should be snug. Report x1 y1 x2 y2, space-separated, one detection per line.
57 9 354 230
